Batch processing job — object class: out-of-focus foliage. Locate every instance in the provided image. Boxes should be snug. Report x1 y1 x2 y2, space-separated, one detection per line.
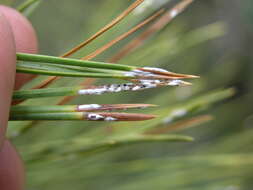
1 0 253 189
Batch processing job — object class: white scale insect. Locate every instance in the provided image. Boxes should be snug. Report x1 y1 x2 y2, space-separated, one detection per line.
77 104 101 111
86 113 117 121
170 9 178 18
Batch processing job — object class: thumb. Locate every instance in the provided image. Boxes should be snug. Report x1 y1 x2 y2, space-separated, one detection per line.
0 8 24 190
0 6 38 190
0 9 16 148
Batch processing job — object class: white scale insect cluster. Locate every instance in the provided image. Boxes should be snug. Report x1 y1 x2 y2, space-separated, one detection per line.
78 79 186 95
78 67 186 95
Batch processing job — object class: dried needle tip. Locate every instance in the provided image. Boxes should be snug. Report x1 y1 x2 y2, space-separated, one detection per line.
137 67 199 79
84 112 156 121
77 104 157 111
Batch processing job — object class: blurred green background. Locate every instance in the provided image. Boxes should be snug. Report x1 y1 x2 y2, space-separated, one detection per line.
1 0 253 189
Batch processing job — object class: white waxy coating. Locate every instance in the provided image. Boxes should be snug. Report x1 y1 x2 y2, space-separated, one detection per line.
142 67 169 73
146 84 157 88
78 104 101 111
115 87 122 92
78 88 107 95
105 117 117 121
132 86 141 91
163 117 173 124
139 79 186 88
123 72 137 77
122 84 131 90
78 79 185 96
132 69 156 77
171 109 187 117
134 0 155 14
108 85 116 92
170 9 178 18
139 79 161 85
86 114 118 121
87 113 104 121
139 79 161 88
167 80 183 86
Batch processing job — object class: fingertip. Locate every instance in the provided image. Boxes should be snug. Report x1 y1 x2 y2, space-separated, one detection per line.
0 6 38 89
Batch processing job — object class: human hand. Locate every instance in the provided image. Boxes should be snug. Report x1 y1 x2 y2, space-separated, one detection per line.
0 5 37 190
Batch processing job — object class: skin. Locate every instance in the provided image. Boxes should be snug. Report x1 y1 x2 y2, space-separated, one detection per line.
0 6 38 190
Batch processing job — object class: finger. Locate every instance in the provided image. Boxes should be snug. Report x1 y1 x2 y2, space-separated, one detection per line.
0 6 38 90
0 9 16 147
0 141 25 190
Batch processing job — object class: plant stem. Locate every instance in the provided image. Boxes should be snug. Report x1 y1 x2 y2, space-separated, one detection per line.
13 79 189 100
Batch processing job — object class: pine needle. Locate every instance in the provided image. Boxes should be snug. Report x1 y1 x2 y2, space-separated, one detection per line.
28 0 145 90
11 104 156 113
13 79 191 100
110 0 194 62
148 115 213 134
62 0 145 57
10 112 156 122
82 9 165 60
